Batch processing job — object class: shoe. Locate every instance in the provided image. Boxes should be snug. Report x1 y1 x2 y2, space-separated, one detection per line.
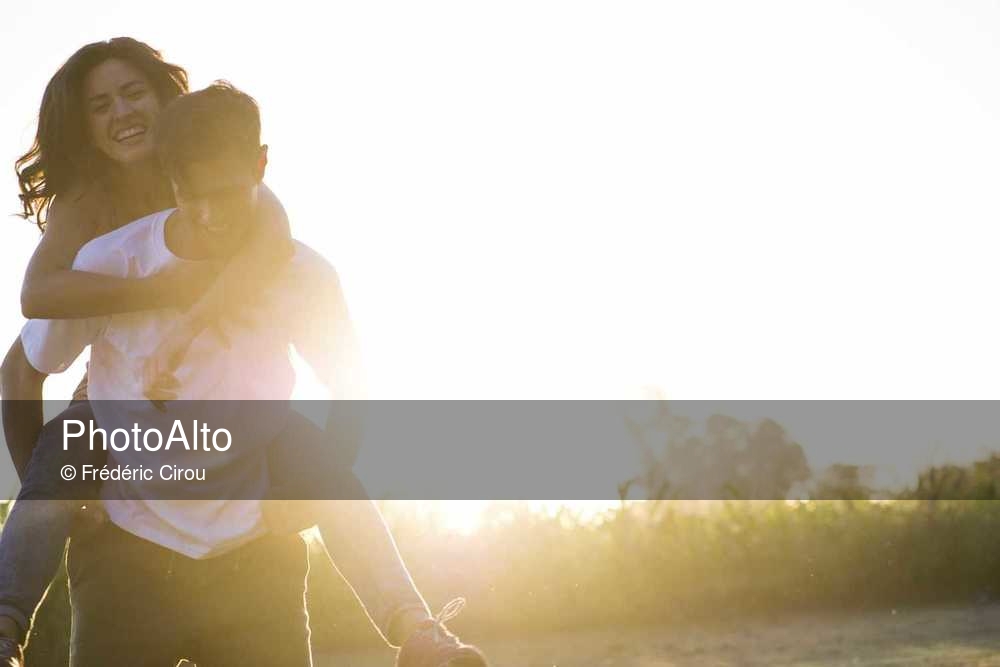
396 598 489 667
0 637 22 667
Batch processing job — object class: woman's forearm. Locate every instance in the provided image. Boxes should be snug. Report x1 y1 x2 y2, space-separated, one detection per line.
185 230 293 329
183 185 294 331
21 269 167 319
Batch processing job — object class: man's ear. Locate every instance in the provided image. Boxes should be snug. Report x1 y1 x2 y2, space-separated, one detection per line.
255 145 268 182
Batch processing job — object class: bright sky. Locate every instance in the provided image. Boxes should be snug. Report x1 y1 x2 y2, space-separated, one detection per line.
1 1 999 476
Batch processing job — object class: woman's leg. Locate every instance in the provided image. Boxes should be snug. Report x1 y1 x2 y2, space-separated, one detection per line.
265 410 431 646
0 401 104 643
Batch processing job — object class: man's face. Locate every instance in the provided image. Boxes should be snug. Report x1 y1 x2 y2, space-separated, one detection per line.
171 153 261 255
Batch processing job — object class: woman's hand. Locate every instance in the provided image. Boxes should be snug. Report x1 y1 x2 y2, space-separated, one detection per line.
142 316 201 407
142 310 249 407
143 314 235 407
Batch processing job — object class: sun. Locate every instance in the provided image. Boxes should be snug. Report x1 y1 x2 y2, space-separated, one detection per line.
425 500 621 535
435 501 490 536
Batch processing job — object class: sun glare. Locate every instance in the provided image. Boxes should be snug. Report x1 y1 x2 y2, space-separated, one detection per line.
422 500 620 535
435 501 490 536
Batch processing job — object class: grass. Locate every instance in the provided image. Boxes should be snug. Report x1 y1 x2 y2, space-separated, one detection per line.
13 499 1000 664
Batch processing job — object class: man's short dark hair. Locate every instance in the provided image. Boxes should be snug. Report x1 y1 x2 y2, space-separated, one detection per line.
155 81 261 180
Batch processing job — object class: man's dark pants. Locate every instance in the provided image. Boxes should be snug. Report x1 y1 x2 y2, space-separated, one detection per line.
67 521 312 666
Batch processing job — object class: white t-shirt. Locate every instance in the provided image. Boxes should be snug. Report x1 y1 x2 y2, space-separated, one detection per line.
21 208 344 558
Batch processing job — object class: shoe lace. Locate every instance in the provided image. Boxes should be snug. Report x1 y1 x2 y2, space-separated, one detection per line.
426 597 467 645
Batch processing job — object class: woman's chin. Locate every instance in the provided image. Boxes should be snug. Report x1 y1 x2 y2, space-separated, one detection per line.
106 141 156 166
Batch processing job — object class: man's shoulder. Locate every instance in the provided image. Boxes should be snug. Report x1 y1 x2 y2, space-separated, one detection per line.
276 241 341 295
82 208 172 251
290 240 336 274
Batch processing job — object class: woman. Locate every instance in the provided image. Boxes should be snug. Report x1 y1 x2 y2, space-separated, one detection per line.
0 37 486 666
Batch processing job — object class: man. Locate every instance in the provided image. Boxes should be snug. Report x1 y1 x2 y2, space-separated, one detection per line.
2 82 487 666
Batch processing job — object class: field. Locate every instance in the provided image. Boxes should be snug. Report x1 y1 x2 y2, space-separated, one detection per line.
322 604 1000 667
19 500 1000 665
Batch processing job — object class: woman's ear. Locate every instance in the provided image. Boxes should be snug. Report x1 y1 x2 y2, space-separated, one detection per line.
255 145 269 181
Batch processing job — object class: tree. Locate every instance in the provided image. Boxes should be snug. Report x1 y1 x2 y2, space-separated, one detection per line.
625 402 811 501
810 464 875 500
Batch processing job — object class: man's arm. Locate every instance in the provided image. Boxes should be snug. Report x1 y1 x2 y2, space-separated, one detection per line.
3 313 99 480
290 258 368 466
1 339 46 481
8 271 109 476
7 222 126 477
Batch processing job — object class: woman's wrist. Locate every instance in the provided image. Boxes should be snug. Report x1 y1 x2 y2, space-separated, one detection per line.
139 274 176 309
143 261 222 311
181 303 213 335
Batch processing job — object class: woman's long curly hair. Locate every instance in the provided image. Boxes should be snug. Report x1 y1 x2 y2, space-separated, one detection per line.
15 37 188 231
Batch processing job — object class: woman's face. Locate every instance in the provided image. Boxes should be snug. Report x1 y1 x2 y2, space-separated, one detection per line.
83 58 161 165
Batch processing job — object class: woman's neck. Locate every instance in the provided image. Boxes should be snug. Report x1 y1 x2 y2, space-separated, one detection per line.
103 158 175 225
105 157 160 193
